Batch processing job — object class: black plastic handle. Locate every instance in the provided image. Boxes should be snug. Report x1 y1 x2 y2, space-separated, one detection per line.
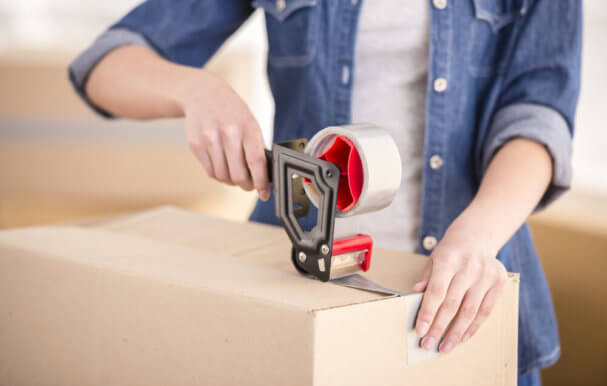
268 143 340 282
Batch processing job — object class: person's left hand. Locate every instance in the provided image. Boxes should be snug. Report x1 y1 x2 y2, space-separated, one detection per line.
412 221 508 354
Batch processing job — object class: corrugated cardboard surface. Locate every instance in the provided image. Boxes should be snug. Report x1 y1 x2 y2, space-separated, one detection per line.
0 207 518 385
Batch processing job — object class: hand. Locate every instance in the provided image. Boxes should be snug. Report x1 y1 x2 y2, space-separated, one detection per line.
412 221 508 354
178 70 270 201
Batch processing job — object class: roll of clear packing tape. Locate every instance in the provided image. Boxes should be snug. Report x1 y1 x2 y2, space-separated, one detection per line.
303 123 402 217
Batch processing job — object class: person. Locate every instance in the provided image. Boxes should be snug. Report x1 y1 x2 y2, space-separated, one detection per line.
69 1 581 385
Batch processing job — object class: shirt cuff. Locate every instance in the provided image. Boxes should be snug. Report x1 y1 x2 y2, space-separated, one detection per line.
481 103 573 211
68 28 155 118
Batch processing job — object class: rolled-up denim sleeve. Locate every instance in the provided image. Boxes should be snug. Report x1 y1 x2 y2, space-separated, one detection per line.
69 29 154 118
481 0 582 210
68 0 254 117
481 103 573 210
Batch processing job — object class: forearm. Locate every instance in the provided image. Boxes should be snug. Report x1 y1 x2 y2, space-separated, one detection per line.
86 44 270 199
447 138 552 252
85 45 197 119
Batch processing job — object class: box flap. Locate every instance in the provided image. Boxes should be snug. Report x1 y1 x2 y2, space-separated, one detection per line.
93 206 430 295
94 206 286 256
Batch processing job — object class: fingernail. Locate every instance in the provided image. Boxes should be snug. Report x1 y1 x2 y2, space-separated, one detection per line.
259 189 270 201
440 340 454 353
462 332 471 342
416 321 429 337
422 336 436 351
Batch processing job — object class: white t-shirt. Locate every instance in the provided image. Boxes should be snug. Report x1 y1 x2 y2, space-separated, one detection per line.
350 1 430 252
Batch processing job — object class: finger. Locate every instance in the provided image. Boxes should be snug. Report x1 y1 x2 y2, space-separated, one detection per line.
203 128 232 185
438 282 488 353
222 127 254 191
190 142 214 178
415 264 455 340
422 272 471 351
461 282 505 343
412 259 432 292
186 123 214 178
243 130 270 201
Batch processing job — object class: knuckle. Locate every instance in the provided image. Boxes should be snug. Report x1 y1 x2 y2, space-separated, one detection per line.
248 154 267 169
249 160 266 172
427 284 445 298
480 262 491 279
477 305 491 319
417 311 434 324
216 176 229 184
437 253 457 267
446 255 466 272
201 129 218 145
463 259 481 276
446 328 463 343
468 323 480 336
442 298 460 315
220 125 241 143
188 140 203 153
459 304 477 320
232 173 250 186
242 120 259 134
232 175 246 185
487 268 501 284
214 170 230 183
240 117 260 132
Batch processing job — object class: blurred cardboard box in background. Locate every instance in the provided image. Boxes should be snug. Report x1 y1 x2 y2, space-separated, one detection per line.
0 13 271 228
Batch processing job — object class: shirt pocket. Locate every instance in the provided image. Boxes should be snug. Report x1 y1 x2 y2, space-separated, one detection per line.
253 0 319 67
467 0 528 77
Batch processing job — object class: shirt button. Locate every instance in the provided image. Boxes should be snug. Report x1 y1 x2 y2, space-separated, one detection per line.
433 77 448 93
423 236 438 251
342 65 350 85
277 0 286 12
429 154 444 170
433 0 447 10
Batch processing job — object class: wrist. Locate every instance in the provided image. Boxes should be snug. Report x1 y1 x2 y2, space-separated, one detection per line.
442 205 502 258
170 66 219 116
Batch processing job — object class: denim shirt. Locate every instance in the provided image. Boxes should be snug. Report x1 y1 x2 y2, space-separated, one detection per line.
69 0 582 374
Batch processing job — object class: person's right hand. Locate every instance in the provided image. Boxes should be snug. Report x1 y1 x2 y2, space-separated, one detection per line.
177 69 270 201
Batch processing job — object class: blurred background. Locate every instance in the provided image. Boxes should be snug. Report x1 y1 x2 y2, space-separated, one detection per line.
0 1 605 385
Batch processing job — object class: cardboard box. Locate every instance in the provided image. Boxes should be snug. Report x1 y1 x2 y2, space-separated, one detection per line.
530 191 607 386
0 207 519 385
0 140 257 229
